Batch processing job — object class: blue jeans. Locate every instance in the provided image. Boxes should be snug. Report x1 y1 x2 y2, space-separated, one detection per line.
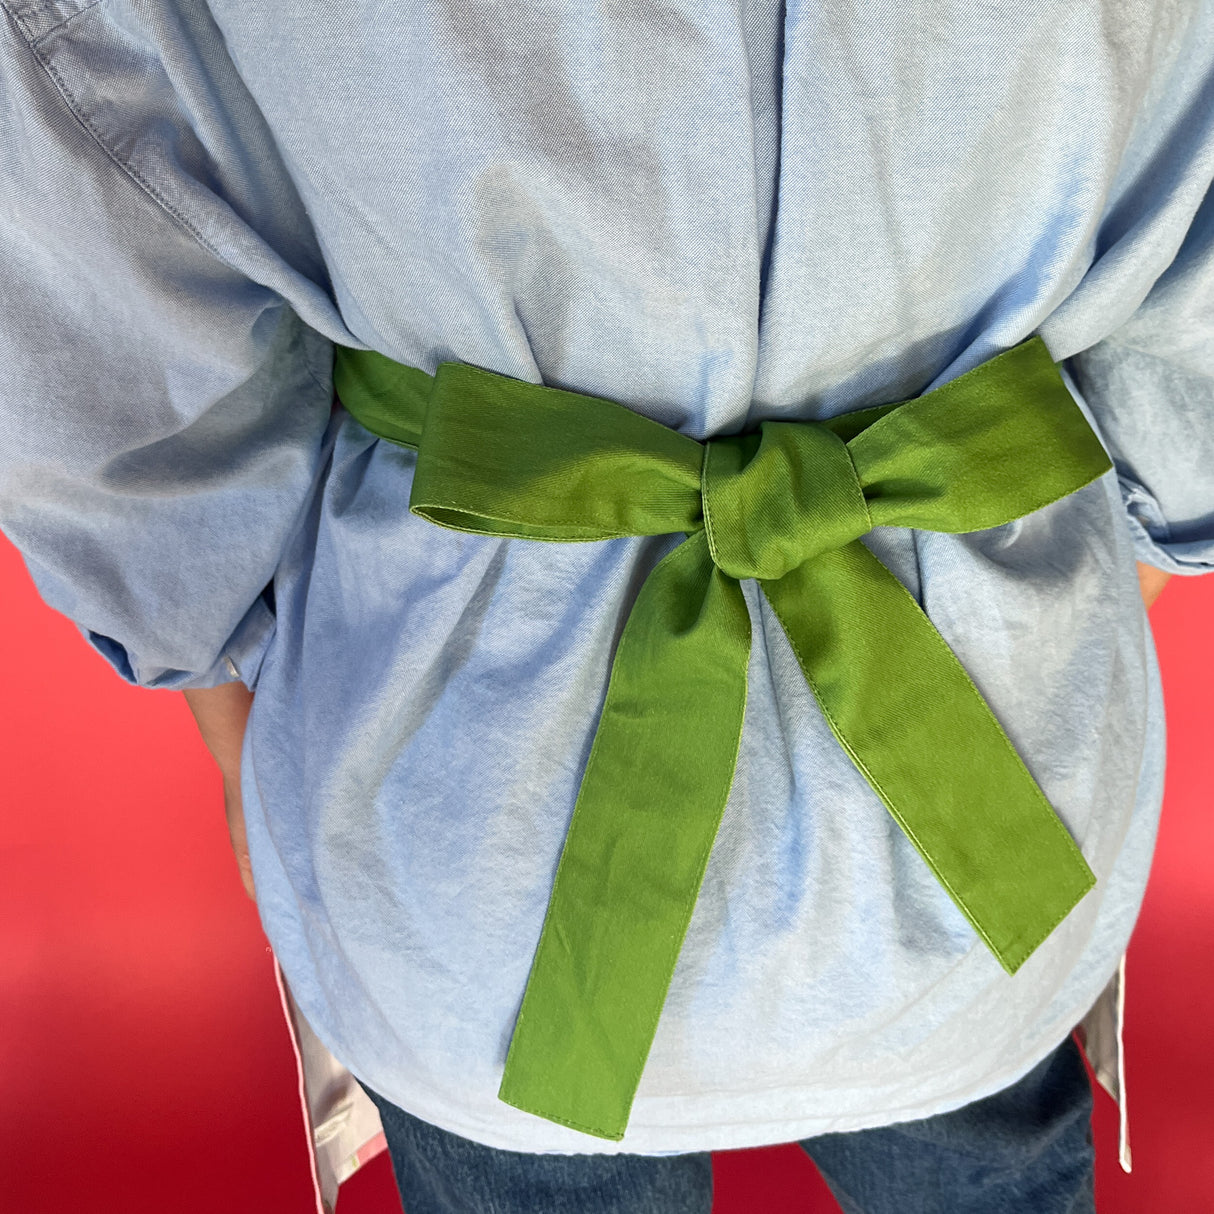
358 1032 1096 1213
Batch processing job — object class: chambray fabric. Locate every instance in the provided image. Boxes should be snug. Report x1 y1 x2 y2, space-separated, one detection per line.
1 0 1211 1155
358 1032 1095 1213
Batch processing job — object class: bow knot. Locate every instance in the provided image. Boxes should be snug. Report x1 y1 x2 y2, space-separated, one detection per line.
702 420 872 581
333 333 1112 1143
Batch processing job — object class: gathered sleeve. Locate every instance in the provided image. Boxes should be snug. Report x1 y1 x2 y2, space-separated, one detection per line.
1060 177 1214 578
0 1 350 690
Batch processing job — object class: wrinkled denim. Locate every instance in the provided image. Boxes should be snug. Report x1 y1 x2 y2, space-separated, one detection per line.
1 0 1212 1155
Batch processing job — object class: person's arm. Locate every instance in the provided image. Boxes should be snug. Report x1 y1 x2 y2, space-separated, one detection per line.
0 7 339 695
1 7 344 910
183 684 257 901
1051 171 1214 589
1137 562 1173 610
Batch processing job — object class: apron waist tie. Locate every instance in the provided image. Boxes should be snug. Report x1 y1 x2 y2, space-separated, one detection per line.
331 333 1110 1141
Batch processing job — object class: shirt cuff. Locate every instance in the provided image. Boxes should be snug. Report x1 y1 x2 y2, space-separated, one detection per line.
78 587 278 692
1119 475 1214 576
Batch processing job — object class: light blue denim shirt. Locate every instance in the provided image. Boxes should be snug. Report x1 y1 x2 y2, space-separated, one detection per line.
2 0 1212 1154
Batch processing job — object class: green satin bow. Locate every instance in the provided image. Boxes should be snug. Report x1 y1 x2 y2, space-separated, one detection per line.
332 334 1109 1142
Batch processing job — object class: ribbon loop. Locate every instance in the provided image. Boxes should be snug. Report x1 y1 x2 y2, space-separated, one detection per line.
702 420 872 580
410 361 705 542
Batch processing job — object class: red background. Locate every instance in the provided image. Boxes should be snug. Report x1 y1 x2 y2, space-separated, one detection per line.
1 530 1210 1213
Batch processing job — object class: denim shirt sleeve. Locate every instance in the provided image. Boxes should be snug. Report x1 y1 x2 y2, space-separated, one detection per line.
1062 176 1214 577
0 1 348 691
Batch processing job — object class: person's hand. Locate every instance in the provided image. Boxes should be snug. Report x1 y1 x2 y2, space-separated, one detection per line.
1136 561 1173 611
182 681 257 901
220 768 256 902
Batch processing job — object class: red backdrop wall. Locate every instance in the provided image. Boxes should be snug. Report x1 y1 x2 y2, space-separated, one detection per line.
1 530 1210 1213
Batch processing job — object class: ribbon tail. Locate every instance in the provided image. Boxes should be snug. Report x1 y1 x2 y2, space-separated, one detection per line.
498 528 751 1139
761 542 1096 975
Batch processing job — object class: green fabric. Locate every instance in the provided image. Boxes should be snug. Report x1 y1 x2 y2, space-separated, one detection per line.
332 334 1112 1142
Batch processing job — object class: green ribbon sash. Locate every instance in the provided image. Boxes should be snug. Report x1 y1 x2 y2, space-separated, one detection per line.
332 334 1110 1141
